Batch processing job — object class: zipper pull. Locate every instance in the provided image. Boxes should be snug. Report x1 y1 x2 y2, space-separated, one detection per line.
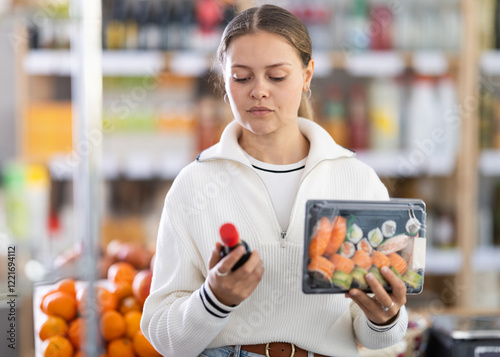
280 231 286 248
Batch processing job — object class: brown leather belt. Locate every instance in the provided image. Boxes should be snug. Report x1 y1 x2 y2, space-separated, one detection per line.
240 342 329 357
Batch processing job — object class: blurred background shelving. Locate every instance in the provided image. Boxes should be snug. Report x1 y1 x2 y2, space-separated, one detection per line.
2 0 500 355
2 0 493 299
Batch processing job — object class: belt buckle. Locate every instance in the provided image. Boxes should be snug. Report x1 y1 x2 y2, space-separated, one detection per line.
265 343 295 357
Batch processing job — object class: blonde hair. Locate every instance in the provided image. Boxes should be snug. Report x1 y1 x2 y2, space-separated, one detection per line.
215 4 314 120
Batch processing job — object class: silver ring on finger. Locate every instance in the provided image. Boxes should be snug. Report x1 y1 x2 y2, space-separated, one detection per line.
216 268 229 277
382 301 395 312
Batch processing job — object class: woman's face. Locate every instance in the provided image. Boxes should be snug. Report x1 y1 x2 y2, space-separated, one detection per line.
223 31 314 138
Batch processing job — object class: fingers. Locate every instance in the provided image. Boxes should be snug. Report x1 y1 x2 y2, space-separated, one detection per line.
208 242 223 270
208 247 264 307
347 266 406 325
380 266 407 303
215 245 247 275
366 269 394 310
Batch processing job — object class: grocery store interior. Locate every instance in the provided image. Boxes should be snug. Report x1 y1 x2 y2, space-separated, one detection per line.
1 0 500 356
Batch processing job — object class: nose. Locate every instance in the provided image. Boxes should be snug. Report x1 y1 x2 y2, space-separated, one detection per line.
250 79 269 100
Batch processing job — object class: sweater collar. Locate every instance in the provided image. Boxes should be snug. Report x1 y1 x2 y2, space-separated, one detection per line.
196 117 355 169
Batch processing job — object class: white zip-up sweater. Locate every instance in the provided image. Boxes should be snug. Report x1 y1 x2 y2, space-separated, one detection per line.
141 118 408 357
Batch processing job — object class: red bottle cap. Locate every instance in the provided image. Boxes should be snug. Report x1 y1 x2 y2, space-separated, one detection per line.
219 223 239 247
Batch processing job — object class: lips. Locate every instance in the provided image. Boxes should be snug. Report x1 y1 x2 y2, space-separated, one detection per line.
247 106 273 117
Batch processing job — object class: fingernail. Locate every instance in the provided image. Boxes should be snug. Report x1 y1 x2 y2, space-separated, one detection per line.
350 290 357 297
381 266 389 273
365 273 374 281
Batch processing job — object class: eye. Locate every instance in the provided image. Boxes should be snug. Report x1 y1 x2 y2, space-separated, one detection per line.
232 73 251 83
270 76 286 82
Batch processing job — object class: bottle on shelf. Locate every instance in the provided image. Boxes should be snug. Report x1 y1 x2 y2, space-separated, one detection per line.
347 0 370 51
348 83 369 151
478 0 497 51
495 94 500 148
392 0 414 51
368 77 400 151
441 0 462 53
135 0 162 50
330 0 348 51
405 75 440 154
124 0 139 50
496 0 500 49
145 0 162 50
369 0 393 50
434 212 456 248
494 180 500 246
322 84 350 148
105 0 127 50
291 0 332 51
435 74 459 159
479 89 495 149
158 0 171 51
136 0 151 50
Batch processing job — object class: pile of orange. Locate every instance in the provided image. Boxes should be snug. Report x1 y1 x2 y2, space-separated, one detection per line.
38 261 159 357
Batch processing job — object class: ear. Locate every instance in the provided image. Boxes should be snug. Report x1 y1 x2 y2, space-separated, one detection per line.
303 58 314 91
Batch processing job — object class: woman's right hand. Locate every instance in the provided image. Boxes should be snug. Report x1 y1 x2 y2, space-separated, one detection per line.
207 242 264 307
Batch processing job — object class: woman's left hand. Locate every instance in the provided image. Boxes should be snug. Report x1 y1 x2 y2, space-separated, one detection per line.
345 266 406 325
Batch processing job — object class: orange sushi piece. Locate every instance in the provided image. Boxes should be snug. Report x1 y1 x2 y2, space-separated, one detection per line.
352 250 373 271
388 253 408 275
325 216 347 256
357 237 373 255
329 253 355 274
308 217 333 258
308 256 335 280
371 251 391 269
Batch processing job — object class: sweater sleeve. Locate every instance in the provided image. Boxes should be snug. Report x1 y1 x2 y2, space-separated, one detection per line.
367 165 390 200
140 196 237 357
350 303 408 349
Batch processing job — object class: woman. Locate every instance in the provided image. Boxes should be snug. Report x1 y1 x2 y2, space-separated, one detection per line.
141 4 408 357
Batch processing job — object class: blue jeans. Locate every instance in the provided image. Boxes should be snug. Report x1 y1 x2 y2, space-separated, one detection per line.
199 345 316 357
199 345 264 357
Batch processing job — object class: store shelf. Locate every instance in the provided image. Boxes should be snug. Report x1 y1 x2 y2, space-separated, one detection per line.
426 247 500 274
426 248 462 274
344 51 405 77
25 50 166 76
355 150 455 177
24 49 456 78
411 51 450 76
341 51 450 77
48 132 195 180
479 150 500 176
480 51 500 75
472 247 500 272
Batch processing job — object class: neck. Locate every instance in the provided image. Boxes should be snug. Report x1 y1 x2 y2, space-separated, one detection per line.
238 122 310 165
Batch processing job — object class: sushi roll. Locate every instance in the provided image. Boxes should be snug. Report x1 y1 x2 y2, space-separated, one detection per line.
388 252 408 275
340 241 356 258
371 251 391 269
352 250 373 270
329 254 355 274
377 234 410 255
381 220 397 238
347 223 363 244
406 217 421 236
325 216 347 256
357 237 373 255
368 227 384 247
308 216 333 258
351 266 369 290
308 255 335 280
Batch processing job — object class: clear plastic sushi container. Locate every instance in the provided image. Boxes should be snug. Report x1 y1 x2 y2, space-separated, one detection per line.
303 199 426 295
